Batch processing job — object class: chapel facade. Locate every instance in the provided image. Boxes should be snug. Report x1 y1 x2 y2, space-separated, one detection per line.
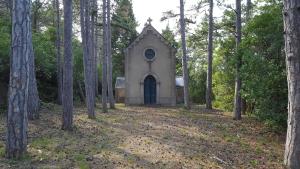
124 22 177 106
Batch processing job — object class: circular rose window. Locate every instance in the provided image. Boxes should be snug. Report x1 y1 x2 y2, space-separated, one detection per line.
145 49 156 60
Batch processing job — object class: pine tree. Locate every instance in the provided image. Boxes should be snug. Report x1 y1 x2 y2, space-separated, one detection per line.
6 0 32 158
62 0 74 130
111 0 138 78
233 0 242 120
179 0 190 109
107 0 115 109
283 0 300 168
80 0 96 118
102 0 108 113
206 0 213 109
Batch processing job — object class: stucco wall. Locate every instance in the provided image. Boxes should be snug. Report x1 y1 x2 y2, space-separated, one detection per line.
125 28 176 106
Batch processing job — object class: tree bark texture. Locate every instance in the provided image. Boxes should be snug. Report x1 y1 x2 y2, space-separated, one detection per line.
283 1 300 168
27 36 40 120
6 0 31 158
77 80 85 103
107 0 115 109
92 0 99 97
80 0 96 118
55 0 63 105
62 0 73 130
233 0 242 120
179 0 190 109
102 0 108 113
206 0 213 110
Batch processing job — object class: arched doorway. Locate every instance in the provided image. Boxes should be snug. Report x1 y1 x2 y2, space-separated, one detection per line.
144 75 156 105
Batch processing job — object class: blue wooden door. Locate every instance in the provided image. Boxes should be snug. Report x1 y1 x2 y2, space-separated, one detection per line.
144 75 156 105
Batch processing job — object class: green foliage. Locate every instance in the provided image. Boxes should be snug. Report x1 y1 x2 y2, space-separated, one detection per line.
0 17 10 78
213 37 236 111
112 0 138 81
212 2 287 130
32 28 56 102
240 3 287 130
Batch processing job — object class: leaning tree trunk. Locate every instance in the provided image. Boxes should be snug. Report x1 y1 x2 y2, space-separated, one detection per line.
6 0 31 158
233 0 242 120
102 0 108 113
206 0 213 110
55 0 63 105
62 0 73 130
283 1 300 168
179 0 190 109
107 0 115 109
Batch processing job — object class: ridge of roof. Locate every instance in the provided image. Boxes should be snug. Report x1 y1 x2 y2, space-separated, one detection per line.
125 24 177 52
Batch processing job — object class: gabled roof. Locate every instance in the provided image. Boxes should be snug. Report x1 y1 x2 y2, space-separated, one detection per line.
125 23 177 52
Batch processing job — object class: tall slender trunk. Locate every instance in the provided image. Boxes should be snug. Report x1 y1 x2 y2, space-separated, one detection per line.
62 0 73 130
102 0 108 113
27 38 40 120
80 0 95 118
55 0 63 105
283 1 300 168
93 0 99 96
233 0 242 120
6 0 31 158
107 0 115 109
206 0 213 109
77 80 85 103
179 0 190 109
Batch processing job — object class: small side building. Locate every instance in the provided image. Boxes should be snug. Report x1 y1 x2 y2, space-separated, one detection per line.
176 76 184 104
115 77 125 103
115 76 184 105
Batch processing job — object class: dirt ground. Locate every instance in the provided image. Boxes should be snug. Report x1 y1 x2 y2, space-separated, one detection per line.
0 103 286 169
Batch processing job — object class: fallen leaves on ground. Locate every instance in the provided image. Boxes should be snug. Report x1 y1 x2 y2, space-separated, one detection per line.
0 103 285 169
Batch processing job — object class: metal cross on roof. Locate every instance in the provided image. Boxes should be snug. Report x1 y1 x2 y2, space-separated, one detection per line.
147 17 153 25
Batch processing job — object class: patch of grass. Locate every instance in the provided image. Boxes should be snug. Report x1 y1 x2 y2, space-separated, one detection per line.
250 159 259 167
255 147 264 155
162 132 172 140
223 134 240 144
73 153 89 169
30 137 52 149
0 143 5 157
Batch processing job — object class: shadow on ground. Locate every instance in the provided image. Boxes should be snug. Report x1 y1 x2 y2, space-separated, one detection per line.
0 103 285 169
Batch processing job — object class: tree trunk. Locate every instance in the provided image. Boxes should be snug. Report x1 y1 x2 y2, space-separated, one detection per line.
55 0 63 105
93 0 99 97
179 0 190 109
107 0 115 109
283 1 300 168
6 0 31 158
246 0 252 22
206 0 213 110
77 80 85 103
80 0 96 118
27 40 40 120
62 0 73 130
233 0 242 120
102 0 108 113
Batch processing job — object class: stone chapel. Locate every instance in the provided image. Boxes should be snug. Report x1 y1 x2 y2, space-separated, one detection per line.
116 20 184 106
